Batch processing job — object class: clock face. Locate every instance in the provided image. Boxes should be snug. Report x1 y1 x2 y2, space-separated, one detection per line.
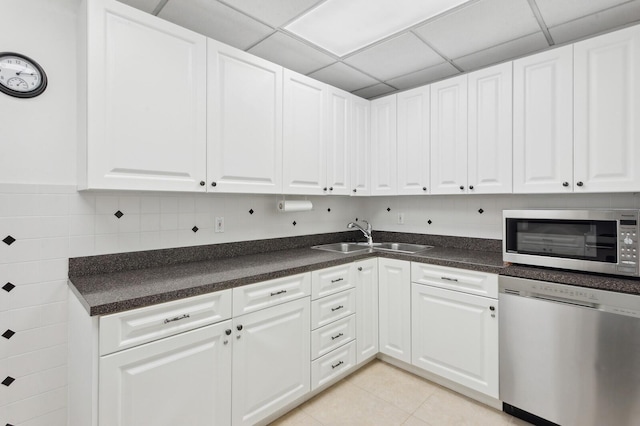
0 53 47 98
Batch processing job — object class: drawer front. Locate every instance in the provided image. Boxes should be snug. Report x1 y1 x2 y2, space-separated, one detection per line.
100 289 232 356
311 263 354 300
311 288 356 330
233 273 311 316
311 340 356 391
411 262 498 298
311 314 356 360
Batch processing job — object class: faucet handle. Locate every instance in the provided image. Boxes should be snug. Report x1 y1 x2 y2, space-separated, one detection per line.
361 219 371 231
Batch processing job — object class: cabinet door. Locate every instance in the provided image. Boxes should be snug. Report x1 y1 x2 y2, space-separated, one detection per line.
574 25 640 193
468 62 513 194
430 75 468 194
326 87 351 195
283 70 327 195
397 86 430 195
351 97 371 196
99 320 232 426
355 258 379 364
83 0 206 191
513 46 573 193
232 297 310 426
412 284 498 398
207 40 283 193
370 95 398 195
378 258 411 363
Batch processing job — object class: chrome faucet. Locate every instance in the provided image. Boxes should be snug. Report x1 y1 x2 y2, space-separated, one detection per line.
348 220 373 246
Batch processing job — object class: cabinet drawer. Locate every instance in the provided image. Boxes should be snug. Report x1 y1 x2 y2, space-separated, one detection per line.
411 263 498 298
311 264 354 300
233 273 311 316
311 314 356 360
100 289 232 356
311 340 356 390
311 288 356 330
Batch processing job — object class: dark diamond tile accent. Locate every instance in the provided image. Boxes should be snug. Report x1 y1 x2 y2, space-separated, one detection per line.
386 207 391 212
3 235 16 246
2 283 15 292
327 208 331 212
7 423 15 426
249 209 254 215
2 330 15 340
427 220 432 225
114 210 124 219
192 226 199 233
292 221 297 226
2 376 15 386
478 208 484 214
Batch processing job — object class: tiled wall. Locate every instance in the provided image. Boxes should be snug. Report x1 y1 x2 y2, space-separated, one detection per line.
0 182 358 426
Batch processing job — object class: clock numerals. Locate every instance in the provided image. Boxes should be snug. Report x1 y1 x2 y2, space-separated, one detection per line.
0 52 47 98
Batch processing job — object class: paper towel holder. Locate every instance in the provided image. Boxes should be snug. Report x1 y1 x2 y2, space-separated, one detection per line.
277 198 313 213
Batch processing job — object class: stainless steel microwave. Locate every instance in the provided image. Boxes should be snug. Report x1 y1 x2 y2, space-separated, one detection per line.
503 209 640 277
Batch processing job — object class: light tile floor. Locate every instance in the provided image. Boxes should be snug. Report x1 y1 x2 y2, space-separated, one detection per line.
269 360 531 426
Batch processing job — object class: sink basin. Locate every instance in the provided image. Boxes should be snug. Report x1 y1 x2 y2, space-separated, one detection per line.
311 242 372 254
373 242 433 254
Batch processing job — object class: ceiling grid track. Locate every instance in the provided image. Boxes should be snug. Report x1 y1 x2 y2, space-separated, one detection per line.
527 0 555 46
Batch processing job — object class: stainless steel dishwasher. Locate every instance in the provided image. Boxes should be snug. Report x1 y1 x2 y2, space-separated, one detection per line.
499 276 640 426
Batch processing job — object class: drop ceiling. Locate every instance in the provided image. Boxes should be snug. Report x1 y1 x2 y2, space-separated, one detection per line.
120 0 640 99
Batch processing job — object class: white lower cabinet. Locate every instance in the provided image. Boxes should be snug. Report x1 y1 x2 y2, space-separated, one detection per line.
355 258 378 363
378 258 411 363
311 340 357 390
232 297 310 425
99 320 233 426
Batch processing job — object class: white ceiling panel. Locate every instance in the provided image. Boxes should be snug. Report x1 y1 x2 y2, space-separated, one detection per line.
386 62 460 90
344 33 446 81
453 32 548 71
159 0 273 50
352 83 397 99
249 32 336 75
219 0 322 27
549 2 640 44
117 0 162 13
309 62 379 92
414 0 541 60
535 0 632 28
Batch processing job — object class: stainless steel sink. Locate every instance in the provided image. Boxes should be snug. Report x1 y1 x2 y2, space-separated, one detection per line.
311 242 432 254
310 242 372 254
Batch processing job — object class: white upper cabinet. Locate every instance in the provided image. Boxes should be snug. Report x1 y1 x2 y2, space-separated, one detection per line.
370 95 398 196
326 87 352 195
207 40 283 194
397 86 430 195
513 45 573 193
351 97 371 196
574 25 640 193
467 62 513 194
79 0 207 191
430 75 468 194
283 70 327 195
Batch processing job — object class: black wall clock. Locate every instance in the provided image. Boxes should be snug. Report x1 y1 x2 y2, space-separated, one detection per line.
0 52 48 98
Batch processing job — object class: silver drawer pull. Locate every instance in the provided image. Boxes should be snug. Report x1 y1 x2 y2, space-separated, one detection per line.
163 314 190 324
331 333 344 341
331 360 344 369
331 278 344 283
270 290 287 296
441 276 458 282
331 305 344 312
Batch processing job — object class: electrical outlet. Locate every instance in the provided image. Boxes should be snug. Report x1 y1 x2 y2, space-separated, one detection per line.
215 216 224 233
398 213 405 224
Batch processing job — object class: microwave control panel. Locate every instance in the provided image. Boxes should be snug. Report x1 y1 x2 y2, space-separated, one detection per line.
618 218 639 273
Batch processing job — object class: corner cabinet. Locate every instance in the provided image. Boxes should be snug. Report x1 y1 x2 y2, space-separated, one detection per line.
397 86 430 195
78 0 207 191
354 258 379 363
378 258 411 363
351 97 371 196
573 24 640 193
325 87 352 195
207 40 283 194
370 95 398 195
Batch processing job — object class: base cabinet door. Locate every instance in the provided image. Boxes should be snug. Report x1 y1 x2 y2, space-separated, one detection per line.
355 258 379 364
378 258 411 363
411 284 498 398
99 320 232 426
232 297 311 426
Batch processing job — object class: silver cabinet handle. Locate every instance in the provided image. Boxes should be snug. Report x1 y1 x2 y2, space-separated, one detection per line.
331 333 344 341
331 360 344 369
441 276 458 282
331 278 344 283
270 290 287 296
331 305 344 312
163 313 190 324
